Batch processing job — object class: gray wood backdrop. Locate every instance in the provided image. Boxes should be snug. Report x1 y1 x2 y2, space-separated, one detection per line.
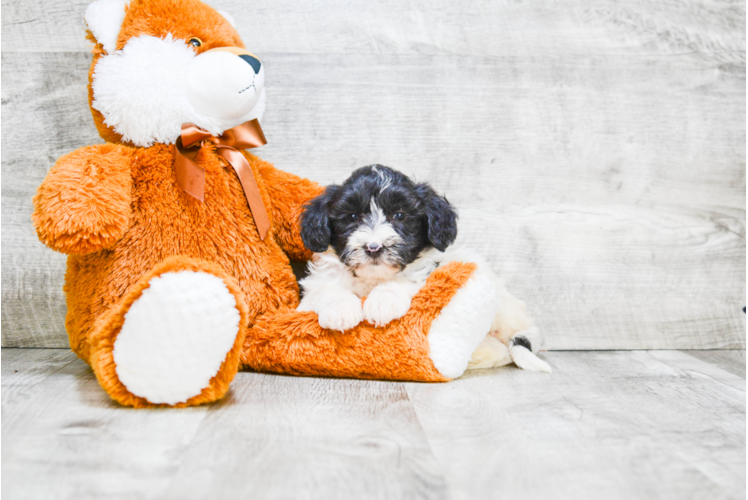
2 0 745 350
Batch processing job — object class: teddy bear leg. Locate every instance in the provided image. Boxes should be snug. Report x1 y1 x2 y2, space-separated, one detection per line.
423 261 501 378
242 261 498 382
88 256 249 407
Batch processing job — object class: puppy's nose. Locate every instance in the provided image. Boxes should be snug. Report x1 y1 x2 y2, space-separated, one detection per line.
365 242 383 255
239 54 262 74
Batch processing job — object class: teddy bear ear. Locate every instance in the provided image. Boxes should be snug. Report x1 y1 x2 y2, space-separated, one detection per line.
85 0 128 54
217 10 236 28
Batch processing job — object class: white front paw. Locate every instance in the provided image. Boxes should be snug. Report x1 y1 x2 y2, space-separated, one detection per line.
317 295 364 332
363 285 412 327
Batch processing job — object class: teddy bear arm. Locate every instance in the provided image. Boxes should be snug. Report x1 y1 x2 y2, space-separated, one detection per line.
253 157 324 260
32 143 134 255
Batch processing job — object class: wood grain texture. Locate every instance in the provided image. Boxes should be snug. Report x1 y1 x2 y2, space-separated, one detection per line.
405 350 746 500
1 52 100 348
2 348 744 500
162 375 446 500
1 348 77 405
1 350 213 500
685 349 746 378
3 0 746 60
1 0 745 349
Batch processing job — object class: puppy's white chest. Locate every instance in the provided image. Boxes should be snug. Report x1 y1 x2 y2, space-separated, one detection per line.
351 274 389 298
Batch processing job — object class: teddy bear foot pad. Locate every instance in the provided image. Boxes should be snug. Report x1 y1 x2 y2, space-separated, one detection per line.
112 270 242 405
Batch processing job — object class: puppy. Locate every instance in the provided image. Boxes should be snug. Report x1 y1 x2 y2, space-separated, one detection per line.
298 165 551 372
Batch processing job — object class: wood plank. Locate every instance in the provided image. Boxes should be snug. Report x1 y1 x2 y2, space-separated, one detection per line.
457 205 745 350
406 350 746 500
1 356 212 500
1 348 77 405
3 0 745 59
162 373 446 500
2 50 743 349
1 0 90 52
682 349 746 379
1 51 100 349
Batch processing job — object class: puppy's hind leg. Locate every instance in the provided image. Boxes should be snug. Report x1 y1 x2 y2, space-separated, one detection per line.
435 248 551 373
490 281 552 373
468 335 512 369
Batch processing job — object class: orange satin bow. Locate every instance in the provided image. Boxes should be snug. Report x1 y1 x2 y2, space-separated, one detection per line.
174 119 271 240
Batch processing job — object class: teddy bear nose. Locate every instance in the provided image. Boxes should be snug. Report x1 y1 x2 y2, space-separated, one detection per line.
239 54 262 74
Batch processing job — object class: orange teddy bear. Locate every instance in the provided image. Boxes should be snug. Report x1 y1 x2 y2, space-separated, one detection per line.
32 0 507 408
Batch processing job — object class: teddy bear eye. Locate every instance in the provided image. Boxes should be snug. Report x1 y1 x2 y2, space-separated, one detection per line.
189 37 203 48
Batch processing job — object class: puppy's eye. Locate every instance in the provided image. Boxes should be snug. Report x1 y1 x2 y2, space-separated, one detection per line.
188 37 203 48
392 212 406 221
346 213 359 222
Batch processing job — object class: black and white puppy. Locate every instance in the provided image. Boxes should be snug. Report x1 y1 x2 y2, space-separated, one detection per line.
298 165 550 372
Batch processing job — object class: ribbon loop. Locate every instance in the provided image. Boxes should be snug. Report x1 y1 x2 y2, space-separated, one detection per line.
179 123 214 148
174 119 271 240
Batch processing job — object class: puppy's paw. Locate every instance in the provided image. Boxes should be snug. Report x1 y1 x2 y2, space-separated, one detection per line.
363 284 412 327
509 334 552 373
317 295 364 332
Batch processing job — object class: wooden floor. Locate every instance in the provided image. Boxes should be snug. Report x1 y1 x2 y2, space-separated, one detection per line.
2 348 744 500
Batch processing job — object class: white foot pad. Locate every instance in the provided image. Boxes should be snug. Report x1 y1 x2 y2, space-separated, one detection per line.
113 270 241 405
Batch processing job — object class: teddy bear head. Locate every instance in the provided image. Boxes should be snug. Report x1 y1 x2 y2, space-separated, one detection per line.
85 0 266 147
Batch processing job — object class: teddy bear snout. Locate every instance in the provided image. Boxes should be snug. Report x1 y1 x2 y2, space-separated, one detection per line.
185 48 265 125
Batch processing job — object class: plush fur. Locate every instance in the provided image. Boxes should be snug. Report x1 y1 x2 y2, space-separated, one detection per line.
91 15 265 145
113 269 242 405
32 0 503 408
243 260 478 382
88 256 251 408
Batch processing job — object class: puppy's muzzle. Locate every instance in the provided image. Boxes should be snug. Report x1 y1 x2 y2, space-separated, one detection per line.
365 242 384 257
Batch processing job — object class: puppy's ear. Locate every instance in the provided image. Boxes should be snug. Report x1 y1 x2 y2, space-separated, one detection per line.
415 183 458 251
300 186 339 253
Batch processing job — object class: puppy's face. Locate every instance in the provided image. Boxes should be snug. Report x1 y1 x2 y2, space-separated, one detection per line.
301 165 457 277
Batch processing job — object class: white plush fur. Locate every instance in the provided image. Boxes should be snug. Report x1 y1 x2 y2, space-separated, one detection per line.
427 264 500 378
91 34 266 147
185 50 265 124
112 271 241 405
85 0 128 54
